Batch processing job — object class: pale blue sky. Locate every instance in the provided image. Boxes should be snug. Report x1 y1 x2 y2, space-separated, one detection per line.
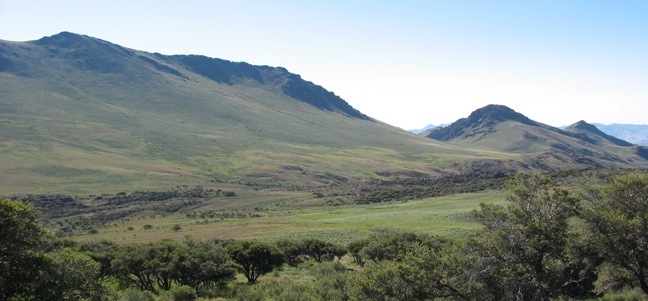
1 1 646 129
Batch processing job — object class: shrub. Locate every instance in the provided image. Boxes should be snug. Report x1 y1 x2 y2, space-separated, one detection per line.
169 285 197 301
119 287 154 301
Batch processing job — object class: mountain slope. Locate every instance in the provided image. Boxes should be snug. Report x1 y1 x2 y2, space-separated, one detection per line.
564 121 633 147
423 105 648 170
0 32 512 194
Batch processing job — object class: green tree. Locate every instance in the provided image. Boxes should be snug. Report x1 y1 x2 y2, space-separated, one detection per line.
360 230 446 263
304 238 346 263
324 243 347 262
233 261 348 301
458 173 596 300
168 284 197 301
145 239 179 290
0 199 108 300
0 199 49 299
228 240 284 284
276 239 308 265
583 173 648 295
112 239 180 291
172 239 236 289
112 243 156 291
348 256 428 301
347 238 369 265
78 240 119 281
348 244 467 301
37 248 105 301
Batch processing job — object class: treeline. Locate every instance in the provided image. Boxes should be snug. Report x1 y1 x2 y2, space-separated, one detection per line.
2 172 648 300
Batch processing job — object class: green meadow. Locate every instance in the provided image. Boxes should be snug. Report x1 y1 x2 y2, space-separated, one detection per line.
72 190 506 244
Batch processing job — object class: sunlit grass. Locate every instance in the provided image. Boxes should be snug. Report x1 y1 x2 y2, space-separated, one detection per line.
74 191 506 244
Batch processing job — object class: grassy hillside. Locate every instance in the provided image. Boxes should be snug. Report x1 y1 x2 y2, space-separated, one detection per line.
1 33 518 195
2 34 646 196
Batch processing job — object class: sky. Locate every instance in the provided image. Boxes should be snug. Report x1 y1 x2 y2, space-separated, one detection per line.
1 1 647 130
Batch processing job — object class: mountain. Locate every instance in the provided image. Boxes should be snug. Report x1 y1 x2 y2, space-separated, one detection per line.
409 123 450 135
422 105 648 170
593 123 648 146
1 32 513 194
2 33 647 195
564 121 633 147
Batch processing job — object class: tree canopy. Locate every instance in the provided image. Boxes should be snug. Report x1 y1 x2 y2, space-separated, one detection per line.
228 240 285 284
583 173 648 294
0 199 106 300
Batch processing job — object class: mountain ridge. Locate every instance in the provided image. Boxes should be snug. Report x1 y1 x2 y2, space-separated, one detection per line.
0 32 500 194
564 121 633 147
422 105 648 170
1 32 647 194
19 32 371 120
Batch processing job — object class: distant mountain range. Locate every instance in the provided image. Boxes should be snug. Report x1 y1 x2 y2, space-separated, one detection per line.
1 32 647 194
413 121 648 146
421 105 648 170
591 124 648 146
409 124 449 135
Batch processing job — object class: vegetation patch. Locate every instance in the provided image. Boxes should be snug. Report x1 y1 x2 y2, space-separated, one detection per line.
28 165 104 177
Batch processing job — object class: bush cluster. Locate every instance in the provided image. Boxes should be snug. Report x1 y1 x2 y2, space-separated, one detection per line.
3 172 648 300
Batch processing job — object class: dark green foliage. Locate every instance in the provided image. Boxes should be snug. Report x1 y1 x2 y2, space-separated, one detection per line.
454 173 596 300
110 240 179 291
172 239 236 289
304 238 346 263
347 245 464 301
78 240 119 280
14 186 217 225
276 239 308 265
347 238 369 265
111 243 157 291
0 199 108 300
233 280 318 301
0 198 50 300
168 284 197 301
347 254 433 301
8 170 648 299
347 174 603 301
36 248 105 301
232 261 349 301
359 230 447 263
228 240 285 284
111 239 236 291
119 287 155 301
583 173 648 295
146 239 177 290
350 171 509 204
